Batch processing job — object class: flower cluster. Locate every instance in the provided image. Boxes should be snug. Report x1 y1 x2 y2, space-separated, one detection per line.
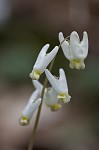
19 31 88 126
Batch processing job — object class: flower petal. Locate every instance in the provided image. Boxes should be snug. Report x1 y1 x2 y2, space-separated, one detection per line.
37 44 50 58
33 44 50 69
45 69 69 94
43 46 58 68
32 80 43 95
59 68 68 91
59 32 73 60
44 87 61 111
28 90 40 104
51 104 62 111
19 98 41 126
45 69 59 92
44 87 58 106
70 31 88 59
30 45 58 80
70 31 80 44
29 70 41 80
81 31 88 58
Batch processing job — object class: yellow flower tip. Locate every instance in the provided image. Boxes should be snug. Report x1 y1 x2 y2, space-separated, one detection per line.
57 93 71 103
80 62 85 69
29 70 41 80
69 62 74 69
19 116 30 126
70 59 85 70
57 93 66 100
51 104 62 111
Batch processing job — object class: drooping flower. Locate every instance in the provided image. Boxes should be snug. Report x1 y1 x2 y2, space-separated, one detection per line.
30 44 58 80
44 87 62 111
59 31 88 69
32 80 61 111
45 68 71 103
19 90 41 126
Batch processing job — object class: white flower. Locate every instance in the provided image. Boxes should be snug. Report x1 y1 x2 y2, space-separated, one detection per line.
45 68 71 103
32 80 61 111
44 87 62 111
30 44 58 80
59 31 88 69
19 90 41 126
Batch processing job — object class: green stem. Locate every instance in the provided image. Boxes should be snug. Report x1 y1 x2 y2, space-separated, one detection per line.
28 36 69 150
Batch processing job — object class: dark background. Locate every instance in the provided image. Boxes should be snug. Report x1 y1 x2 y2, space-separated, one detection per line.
0 0 99 150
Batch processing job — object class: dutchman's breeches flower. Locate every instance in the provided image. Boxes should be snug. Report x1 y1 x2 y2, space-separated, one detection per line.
19 29 89 150
45 68 71 103
44 87 62 111
30 44 58 80
59 31 88 69
19 90 41 126
32 80 61 111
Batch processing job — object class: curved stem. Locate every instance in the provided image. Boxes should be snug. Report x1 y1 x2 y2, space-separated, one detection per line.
28 36 69 150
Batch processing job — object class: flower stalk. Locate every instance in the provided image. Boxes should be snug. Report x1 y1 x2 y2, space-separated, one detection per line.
28 36 70 150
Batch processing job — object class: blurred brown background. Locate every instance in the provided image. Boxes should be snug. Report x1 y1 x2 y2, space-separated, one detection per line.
0 0 99 150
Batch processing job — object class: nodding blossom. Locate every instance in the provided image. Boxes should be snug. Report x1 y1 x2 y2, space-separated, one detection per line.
30 44 58 80
59 31 88 69
19 90 41 126
45 68 71 103
44 87 62 111
32 80 62 111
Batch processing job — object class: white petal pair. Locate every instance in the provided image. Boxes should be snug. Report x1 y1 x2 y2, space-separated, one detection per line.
45 69 71 103
19 90 41 126
30 44 58 80
59 31 88 69
32 80 63 111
